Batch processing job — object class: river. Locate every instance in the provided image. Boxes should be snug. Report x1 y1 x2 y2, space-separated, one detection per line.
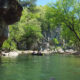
0 54 80 80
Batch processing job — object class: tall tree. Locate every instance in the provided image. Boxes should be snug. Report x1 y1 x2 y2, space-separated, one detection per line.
49 0 80 41
2 8 43 50
19 0 37 12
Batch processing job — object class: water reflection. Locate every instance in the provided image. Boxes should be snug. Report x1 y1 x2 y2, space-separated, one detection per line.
0 54 80 80
0 57 6 80
0 56 1 63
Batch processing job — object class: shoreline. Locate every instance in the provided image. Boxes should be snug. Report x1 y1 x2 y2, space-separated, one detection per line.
0 49 80 57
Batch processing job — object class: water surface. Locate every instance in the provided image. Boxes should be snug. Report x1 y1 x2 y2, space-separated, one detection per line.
0 54 80 80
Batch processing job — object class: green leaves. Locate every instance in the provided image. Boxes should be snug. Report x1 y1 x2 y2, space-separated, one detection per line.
2 7 43 50
22 25 43 49
45 0 80 50
53 38 59 45
2 0 80 50
2 38 17 50
19 0 37 12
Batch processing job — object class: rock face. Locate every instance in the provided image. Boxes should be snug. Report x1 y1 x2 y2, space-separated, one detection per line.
0 21 8 47
0 0 23 47
0 0 23 25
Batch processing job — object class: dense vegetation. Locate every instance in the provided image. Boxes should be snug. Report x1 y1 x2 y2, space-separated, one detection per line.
2 0 80 51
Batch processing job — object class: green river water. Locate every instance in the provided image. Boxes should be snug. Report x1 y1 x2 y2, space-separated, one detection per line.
0 54 80 80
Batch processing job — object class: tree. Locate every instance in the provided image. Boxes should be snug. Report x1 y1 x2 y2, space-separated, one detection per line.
19 0 37 12
21 25 43 49
45 0 80 50
2 7 43 50
49 0 80 40
19 8 43 49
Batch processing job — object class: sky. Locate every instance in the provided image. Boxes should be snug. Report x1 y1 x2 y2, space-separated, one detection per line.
36 0 56 6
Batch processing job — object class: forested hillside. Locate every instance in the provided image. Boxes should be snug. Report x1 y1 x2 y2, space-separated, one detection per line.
2 0 80 51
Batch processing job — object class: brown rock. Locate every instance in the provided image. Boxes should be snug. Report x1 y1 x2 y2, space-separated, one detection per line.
4 0 23 25
0 0 23 25
0 0 23 47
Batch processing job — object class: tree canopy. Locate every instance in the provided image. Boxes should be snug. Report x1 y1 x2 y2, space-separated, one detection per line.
2 0 80 51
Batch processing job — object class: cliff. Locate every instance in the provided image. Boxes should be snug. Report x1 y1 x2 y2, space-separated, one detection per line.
0 0 23 48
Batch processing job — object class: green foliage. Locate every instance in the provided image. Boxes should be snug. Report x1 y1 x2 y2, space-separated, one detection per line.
20 8 43 49
2 0 80 51
45 0 80 50
2 38 17 50
2 7 43 50
2 40 10 50
53 38 59 45
24 25 42 39
22 25 43 49
19 0 37 12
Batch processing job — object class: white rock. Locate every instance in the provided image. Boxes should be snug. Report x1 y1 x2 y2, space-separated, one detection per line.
8 51 19 57
58 48 64 53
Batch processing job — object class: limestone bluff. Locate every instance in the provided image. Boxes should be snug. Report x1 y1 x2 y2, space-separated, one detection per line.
0 0 23 47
